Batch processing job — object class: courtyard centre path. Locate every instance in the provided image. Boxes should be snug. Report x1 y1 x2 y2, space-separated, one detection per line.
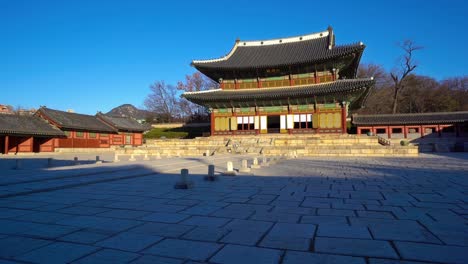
0 153 466 263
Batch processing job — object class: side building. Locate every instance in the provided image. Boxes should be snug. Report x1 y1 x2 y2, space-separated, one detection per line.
183 27 374 136
0 114 64 154
96 113 147 146
36 107 117 148
353 112 468 139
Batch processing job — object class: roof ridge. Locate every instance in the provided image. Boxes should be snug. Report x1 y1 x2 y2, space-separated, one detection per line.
355 111 468 117
192 28 335 65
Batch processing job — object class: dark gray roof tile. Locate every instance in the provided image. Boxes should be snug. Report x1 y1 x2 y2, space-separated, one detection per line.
97 114 148 132
0 114 65 137
38 108 116 132
182 78 374 108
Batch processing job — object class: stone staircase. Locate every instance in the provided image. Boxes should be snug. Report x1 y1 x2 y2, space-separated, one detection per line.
117 134 418 157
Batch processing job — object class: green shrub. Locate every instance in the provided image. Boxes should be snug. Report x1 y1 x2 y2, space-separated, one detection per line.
144 126 210 139
144 128 188 139
400 140 409 146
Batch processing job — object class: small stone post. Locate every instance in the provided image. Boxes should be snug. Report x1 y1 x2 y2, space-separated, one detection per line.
223 161 237 176
47 158 53 168
143 154 150 161
15 159 21 170
239 159 251 173
261 156 269 167
155 152 161 159
96 155 102 164
114 153 120 162
205 150 210 157
174 168 193 189
251 157 261 169
129 154 136 161
204 164 217 181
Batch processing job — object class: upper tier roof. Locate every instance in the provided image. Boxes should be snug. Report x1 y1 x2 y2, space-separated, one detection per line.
182 78 374 109
37 107 116 133
192 27 364 75
352 112 468 126
0 114 65 137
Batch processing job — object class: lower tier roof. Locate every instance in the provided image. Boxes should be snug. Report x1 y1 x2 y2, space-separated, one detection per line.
0 114 65 137
182 78 374 109
352 111 468 126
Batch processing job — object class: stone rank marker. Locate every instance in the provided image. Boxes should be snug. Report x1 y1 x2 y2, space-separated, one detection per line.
239 159 251 173
223 161 237 176
204 164 218 181
174 168 194 189
251 157 261 169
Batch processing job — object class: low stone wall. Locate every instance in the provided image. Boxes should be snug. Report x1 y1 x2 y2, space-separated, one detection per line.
55 147 117 153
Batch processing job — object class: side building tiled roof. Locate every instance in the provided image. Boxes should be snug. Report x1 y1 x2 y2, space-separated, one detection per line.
352 111 468 126
96 113 149 132
182 78 374 109
0 114 65 137
37 107 116 133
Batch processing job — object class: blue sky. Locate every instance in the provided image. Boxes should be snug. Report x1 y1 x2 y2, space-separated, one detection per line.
1 0 467 114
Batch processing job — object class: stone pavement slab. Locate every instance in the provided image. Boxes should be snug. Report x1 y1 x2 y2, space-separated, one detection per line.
180 216 231 227
0 236 51 258
315 237 399 259
317 224 372 239
282 251 366 264
95 232 163 252
129 222 194 238
210 244 282 264
259 223 316 250
143 238 222 261
15 241 98 264
139 212 190 223
394 241 468 264
74 248 140 264
130 254 184 264
182 226 229 242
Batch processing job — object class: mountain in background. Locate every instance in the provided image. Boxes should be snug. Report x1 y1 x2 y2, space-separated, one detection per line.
106 104 152 121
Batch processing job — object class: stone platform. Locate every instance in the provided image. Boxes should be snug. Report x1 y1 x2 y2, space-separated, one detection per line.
121 134 418 158
0 153 466 263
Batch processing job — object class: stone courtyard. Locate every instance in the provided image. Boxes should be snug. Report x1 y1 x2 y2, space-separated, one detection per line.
0 153 467 263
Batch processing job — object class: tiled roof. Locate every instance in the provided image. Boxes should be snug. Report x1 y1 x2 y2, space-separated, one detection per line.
0 114 65 137
182 78 374 108
192 28 364 71
352 112 468 125
97 114 148 132
38 108 116 132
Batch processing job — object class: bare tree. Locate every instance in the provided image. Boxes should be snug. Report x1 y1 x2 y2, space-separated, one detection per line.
144 81 181 123
177 72 218 121
390 40 422 114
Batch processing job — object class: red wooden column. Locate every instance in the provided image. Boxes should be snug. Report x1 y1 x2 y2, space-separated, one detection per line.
4 135 8 154
341 105 346 134
420 125 424 137
437 124 442 137
403 126 408 138
387 126 391 138
210 112 215 136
